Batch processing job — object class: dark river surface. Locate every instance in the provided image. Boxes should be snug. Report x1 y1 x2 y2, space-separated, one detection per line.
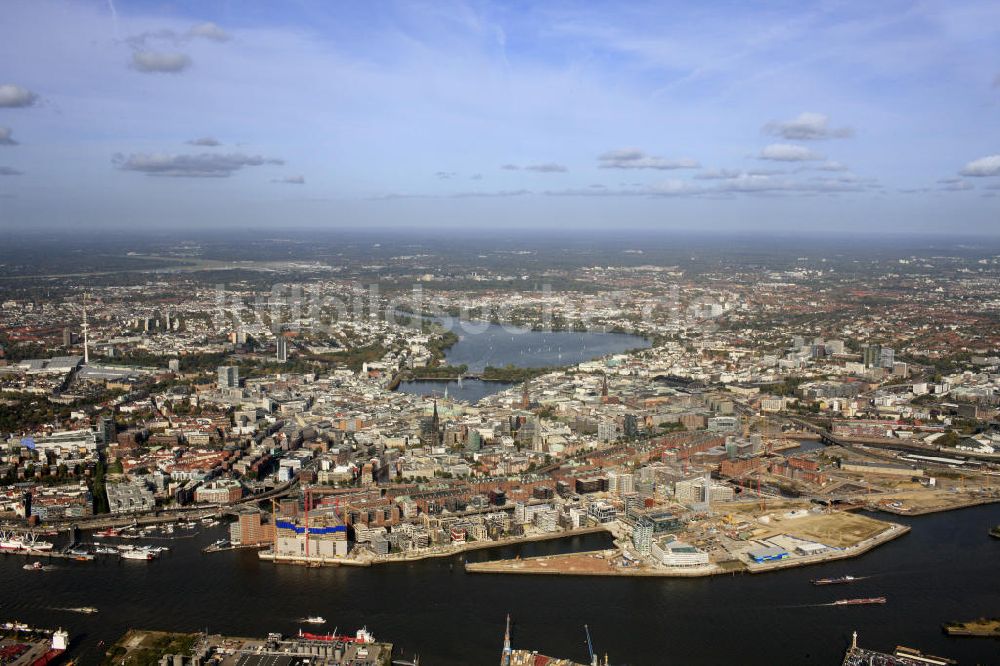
2 503 999 665
396 323 649 402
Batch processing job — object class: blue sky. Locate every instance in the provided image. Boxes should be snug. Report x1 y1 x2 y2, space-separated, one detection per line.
1 0 999 232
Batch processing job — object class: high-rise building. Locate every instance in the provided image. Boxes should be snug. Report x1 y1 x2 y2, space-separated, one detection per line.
217 365 239 390
632 518 653 554
863 343 881 368
276 336 288 363
618 472 635 496
879 347 895 369
623 414 640 438
597 419 618 442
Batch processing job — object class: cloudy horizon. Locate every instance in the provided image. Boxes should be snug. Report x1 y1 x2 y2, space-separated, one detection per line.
1 0 999 232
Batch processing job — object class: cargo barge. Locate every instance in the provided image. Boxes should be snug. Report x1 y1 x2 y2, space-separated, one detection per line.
832 597 886 606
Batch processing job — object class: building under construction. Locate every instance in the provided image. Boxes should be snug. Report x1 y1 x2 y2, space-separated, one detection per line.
273 510 349 560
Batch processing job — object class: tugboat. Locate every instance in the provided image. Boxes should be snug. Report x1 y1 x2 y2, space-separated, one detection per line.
812 575 865 585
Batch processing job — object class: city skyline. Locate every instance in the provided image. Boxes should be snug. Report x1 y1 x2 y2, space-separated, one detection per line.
1 0 999 232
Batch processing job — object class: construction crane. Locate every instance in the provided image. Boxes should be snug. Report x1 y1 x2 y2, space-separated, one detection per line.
500 614 512 666
584 625 596 666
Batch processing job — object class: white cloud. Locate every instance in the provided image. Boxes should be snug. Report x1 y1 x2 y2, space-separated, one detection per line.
814 161 849 172
959 154 1000 177
758 143 824 162
113 152 284 177
0 84 38 108
649 179 703 195
763 112 853 140
937 177 973 191
500 162 568 172
524 163 568 173
272 175 305 184
189 22 230 42
598 149 700 170
715 173 870 194
131 51 191 74
451 189 530 198
187 137 221 147
128 22 230 47
541 172 874 198
694 169 741 180
0 127 17 146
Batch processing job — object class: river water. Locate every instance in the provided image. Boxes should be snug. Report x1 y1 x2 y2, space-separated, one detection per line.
397 323 649 402
2 503 998 665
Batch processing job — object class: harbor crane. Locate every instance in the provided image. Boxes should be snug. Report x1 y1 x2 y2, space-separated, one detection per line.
583 624 611 666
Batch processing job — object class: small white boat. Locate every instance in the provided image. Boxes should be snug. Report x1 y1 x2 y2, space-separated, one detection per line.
67 607 99 614
303 616 326 624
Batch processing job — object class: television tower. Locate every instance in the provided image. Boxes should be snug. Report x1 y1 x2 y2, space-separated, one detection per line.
81 299 90 365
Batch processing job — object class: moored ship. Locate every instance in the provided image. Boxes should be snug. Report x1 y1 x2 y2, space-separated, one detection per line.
26 537 55 551
0 532 54 551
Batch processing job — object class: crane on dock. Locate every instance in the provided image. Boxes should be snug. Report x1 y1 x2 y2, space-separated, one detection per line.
583 625 609 666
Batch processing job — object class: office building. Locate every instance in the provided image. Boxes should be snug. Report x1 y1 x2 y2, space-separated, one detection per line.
217 365 239 390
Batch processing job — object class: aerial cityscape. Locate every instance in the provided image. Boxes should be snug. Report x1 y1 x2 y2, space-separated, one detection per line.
2 1 1000 665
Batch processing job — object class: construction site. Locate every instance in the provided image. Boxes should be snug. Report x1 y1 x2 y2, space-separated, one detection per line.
467 496 907 578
